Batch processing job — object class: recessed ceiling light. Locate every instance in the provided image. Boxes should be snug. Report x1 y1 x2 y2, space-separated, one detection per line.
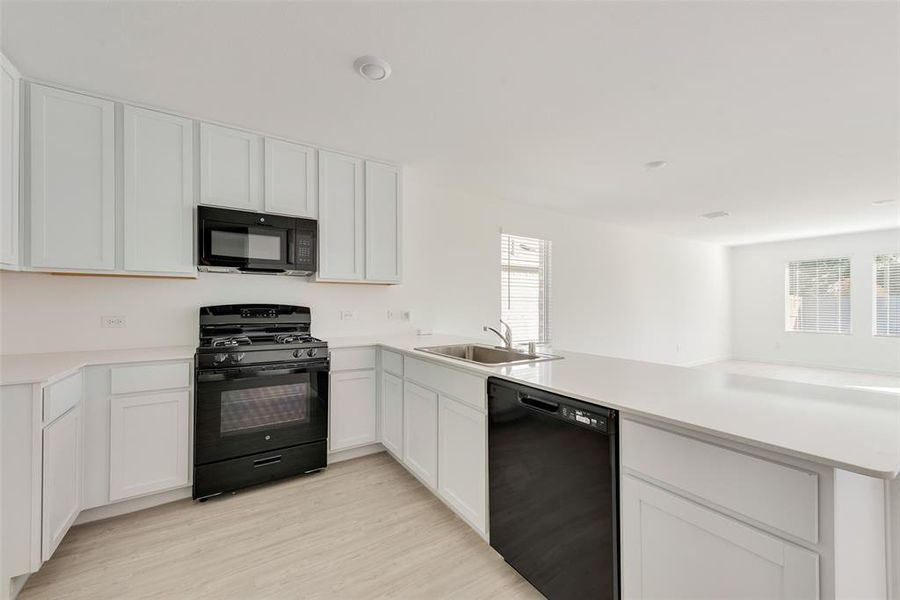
354 56 392 82
700 210 730 220
644 160 668 169
872 199 896 206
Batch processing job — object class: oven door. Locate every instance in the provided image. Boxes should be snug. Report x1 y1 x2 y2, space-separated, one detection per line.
195 361 328 465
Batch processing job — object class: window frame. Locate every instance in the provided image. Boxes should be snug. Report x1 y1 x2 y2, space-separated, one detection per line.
784 256 852 336
500 232 552 346
873 252 900 337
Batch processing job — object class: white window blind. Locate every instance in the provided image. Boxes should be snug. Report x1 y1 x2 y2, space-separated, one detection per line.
785 257 851 334
501 233 551 344
874 253 900 336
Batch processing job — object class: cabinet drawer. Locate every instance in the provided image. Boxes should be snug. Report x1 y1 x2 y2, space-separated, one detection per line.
44 371 83 423
381 349 403 376
110 362 191 395
622 419 819 543
330 347 376 371
404 357 485 410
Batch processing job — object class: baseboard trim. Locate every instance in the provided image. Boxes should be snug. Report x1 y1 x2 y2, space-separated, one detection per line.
75 486 192 525
679 355 732 368
730 355 900 377
9 573 30 600
328 443 385 463
72 444 386 526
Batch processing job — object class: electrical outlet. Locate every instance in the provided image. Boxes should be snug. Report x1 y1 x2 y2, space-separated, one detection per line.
400 311 411 322
340 310 356 321
101 315 127 328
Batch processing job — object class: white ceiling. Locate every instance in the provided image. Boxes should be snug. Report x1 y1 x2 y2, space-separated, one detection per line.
2 1 898 245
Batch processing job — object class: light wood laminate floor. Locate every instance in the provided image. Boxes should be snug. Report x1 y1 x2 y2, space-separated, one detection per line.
20 452 541 600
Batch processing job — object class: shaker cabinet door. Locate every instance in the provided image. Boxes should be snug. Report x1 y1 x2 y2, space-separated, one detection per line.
438 395 486 535
1 56 20 268
42 406 82 561
123 106 194 273
381 371 403 458
199 122 263 211
364 161 401 282
403 381 438 489
29 84 115 270
621 475 819 600
264 138 317 218
109 390 190 502
317 150 364 281
329 369 377 451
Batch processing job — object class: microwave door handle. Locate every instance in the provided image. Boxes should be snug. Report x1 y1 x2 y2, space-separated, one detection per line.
286 229 295 265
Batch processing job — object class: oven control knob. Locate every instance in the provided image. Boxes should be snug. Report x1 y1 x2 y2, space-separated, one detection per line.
213 353 228 364
232 352 245 363
307 348 317 357
292 349 304 359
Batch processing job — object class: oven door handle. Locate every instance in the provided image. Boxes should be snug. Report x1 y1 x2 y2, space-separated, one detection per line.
197 361 329 382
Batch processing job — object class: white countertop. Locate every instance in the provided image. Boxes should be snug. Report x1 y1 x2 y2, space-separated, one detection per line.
3 335 899 479
332 333 900 480
0 346 196 387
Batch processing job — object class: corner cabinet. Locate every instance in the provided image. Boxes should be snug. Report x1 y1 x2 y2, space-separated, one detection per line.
364 161 401 282
318 152 401 284
29 84 115 270
41 372 84 562
123 106 194 274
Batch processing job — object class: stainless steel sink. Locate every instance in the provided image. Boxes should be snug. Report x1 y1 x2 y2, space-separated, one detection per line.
414 343 562 366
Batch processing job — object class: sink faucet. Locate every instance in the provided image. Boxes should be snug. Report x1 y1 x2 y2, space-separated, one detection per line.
483 320 513 350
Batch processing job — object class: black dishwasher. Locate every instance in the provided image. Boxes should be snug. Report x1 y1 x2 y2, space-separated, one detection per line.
488 377 619 600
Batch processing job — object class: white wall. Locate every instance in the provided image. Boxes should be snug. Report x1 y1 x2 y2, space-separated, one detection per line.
0 171 731 366
730 228 900 374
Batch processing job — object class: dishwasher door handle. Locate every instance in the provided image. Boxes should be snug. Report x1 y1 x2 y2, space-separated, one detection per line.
519 394 560 413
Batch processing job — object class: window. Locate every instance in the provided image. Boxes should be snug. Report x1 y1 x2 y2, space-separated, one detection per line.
500 233 551 345
785 257 851 334
874 253 900 336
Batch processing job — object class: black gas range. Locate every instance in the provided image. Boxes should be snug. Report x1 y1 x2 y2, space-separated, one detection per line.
193 304 329 500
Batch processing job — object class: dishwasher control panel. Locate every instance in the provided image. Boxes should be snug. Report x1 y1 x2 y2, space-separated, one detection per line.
561 406 609 432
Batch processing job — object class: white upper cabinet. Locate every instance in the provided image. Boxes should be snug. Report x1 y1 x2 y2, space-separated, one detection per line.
317 152 402 284
318 150 364 281
29 84 115 270
264 138 317 218
1 55 20 268
365 161 401 283
199 122 263 211
123 106 194 274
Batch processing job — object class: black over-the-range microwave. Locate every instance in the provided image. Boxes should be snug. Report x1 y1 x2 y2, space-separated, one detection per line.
197 206 317 276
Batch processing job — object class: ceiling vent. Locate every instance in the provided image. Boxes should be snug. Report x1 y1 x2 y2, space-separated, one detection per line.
700 210 730 220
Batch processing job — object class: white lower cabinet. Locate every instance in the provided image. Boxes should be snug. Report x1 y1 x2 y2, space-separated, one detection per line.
622 475 820 599
437 395 486 535
403 380 438 488
109 390 190 502
42 405 82 561
381 371 403 458
329 369 377 451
